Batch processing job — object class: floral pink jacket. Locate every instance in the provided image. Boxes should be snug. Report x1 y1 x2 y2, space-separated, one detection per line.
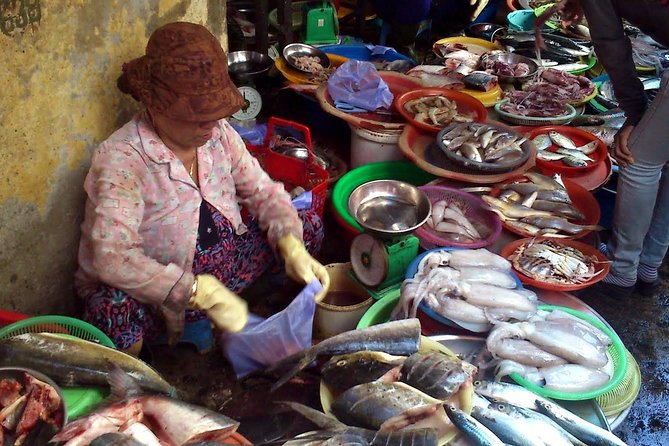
75 112 302 307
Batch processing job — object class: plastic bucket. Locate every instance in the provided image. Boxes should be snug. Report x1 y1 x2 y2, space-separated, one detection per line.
314 263 373 339
507 10 536 31
349 125 405 168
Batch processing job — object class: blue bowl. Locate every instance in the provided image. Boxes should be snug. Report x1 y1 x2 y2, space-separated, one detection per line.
319 44 416 66
507 9 536 32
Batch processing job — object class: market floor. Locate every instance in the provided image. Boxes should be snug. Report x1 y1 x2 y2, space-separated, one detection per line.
150 116 669 445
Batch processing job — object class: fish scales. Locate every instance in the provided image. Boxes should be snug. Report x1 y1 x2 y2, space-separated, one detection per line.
400 352 472 400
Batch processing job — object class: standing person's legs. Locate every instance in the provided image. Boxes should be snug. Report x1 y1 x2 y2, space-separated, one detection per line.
603 71 669 293
637 165 669 290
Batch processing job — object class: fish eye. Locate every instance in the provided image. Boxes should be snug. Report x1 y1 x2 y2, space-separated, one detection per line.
336 360 346 366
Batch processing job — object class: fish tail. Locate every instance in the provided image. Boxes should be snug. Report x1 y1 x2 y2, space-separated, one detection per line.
270 349 318 392
108 365 143 401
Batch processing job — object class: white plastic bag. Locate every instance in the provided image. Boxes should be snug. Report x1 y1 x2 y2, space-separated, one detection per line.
326 60 394 111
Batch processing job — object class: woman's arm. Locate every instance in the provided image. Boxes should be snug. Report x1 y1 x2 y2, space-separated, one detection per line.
85 142 193 305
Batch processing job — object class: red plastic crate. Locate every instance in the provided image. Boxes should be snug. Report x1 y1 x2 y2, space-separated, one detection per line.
0 310 29 327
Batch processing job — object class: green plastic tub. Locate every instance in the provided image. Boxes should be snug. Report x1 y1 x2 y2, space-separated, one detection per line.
331 161 436 238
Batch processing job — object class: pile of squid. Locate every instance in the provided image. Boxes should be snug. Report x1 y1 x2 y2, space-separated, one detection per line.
392 249 538 332
485 308 614 395
424 199 485 244
402 95 475 128
482 172 603 237
510 238 604 285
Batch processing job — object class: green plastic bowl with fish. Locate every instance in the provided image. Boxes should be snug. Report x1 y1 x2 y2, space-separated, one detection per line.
509 305 628 401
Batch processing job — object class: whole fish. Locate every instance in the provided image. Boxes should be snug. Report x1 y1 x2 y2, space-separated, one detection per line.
51 368 240 446
531 134 552 151
265 319 422 391
556 148 594 162
562 156 588 167
520 216 603 235
481 196 553 219
574 140 599 155
548 130 576 150
524 172 565 191
321 351 406 394
0 333 172 395
400 352 476 400
90 433 145 446
282 401 439 446
537 151 566 161
331 382 449 435
489 401 575 446
534 399 628 446
534 189 572 204
530 200 586 220
444 404 505 446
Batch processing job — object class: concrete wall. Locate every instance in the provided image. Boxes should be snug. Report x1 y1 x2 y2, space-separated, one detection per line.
0 0 228 315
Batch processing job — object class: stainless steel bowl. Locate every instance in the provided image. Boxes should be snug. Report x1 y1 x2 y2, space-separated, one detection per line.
273 146 329 169
282 43 331 74
480 52 539 84
227 50 273 83
347 180 432 238
465 22 506 41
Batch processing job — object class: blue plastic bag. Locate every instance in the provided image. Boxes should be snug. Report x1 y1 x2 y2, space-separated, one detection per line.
326 60 394 112
220 280 321 379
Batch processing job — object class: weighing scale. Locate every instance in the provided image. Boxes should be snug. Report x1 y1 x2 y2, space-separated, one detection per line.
232 85 263 121
347 180 432 300
227 50 275 122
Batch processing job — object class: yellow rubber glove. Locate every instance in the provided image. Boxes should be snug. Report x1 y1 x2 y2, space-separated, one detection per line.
277 234 330 302
189 274 249 332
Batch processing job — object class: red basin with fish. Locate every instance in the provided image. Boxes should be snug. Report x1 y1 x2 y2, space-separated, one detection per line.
525 125 609 175
394 88 488 134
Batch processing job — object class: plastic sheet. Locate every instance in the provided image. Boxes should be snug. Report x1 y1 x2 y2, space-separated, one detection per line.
220 280 321 378
326 60 394 112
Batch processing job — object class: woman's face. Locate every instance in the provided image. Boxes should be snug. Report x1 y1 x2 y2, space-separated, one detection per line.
149 109 218 152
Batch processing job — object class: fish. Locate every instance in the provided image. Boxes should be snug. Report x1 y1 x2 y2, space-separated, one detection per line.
444 404 505 446
51 368 240 446
90 432 153 446
520 216 603 235
534 399 629 446
548 131 577 150
497 189 521 203
502 182 545 195
534 189 572 204
524 172 565 191
574 140 599 154
537 151 566 161
0 333 172 395
531 134 552 151
463 72 499 92
331 382 451 436
481 196 553 219
530 200 586 220
556 148 594 162
504 220 545 236
321 351 406 394
562 156 588 167
265 319 422 391
282 401 439 446
399 352 476 400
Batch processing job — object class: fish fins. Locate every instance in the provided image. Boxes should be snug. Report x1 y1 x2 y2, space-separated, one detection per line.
278 401 346 430
270 349 318 392
108 365 144 401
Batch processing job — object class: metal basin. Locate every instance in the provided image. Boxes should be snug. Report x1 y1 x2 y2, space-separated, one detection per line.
227 50 273 83
347 180 431 238
282 43 331 74
480 52 539 84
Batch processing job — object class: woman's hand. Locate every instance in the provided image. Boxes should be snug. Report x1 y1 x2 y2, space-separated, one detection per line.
277 234 330 302
612 125 636 168
189 274 249 332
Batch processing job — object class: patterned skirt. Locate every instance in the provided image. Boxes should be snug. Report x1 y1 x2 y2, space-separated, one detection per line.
81 202 323 349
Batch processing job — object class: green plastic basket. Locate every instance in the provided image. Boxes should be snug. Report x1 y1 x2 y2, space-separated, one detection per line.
332 161 436 235
509 305 628 401
0 315 115 419
356 288 400 329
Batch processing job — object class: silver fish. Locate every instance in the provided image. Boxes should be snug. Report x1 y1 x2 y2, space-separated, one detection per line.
266 319 422 391
481 196 553 219
562 156 588 167
534 399 628 446
556 148 594 162
575 140 599 154
531 134 553 151
534 189 572 204
537 151 566 161
530 200 586 220
400 352 475 400
525 172 565 190
444 404 505 446
520 216 603 235
548 131 577 150
460 142 483 162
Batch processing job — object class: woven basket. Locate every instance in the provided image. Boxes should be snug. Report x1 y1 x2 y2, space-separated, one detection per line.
494 102 577 126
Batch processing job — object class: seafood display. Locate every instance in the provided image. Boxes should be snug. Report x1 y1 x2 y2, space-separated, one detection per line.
51 369 240 446
0 370 64 446
393 249 537 332
533 130 600 168
498 32 592 68
424 199 485 244
462 71 498 92
438 123 528 169
292 55 324 73
486 308 615 394
509 239 604 285
0 333 172 395
402 95 475 128
480 56 533 78
482 172 603 237
264 319 422 391
407 65 466 89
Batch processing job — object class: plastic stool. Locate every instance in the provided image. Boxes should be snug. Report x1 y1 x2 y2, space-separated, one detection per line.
149 318 214 353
